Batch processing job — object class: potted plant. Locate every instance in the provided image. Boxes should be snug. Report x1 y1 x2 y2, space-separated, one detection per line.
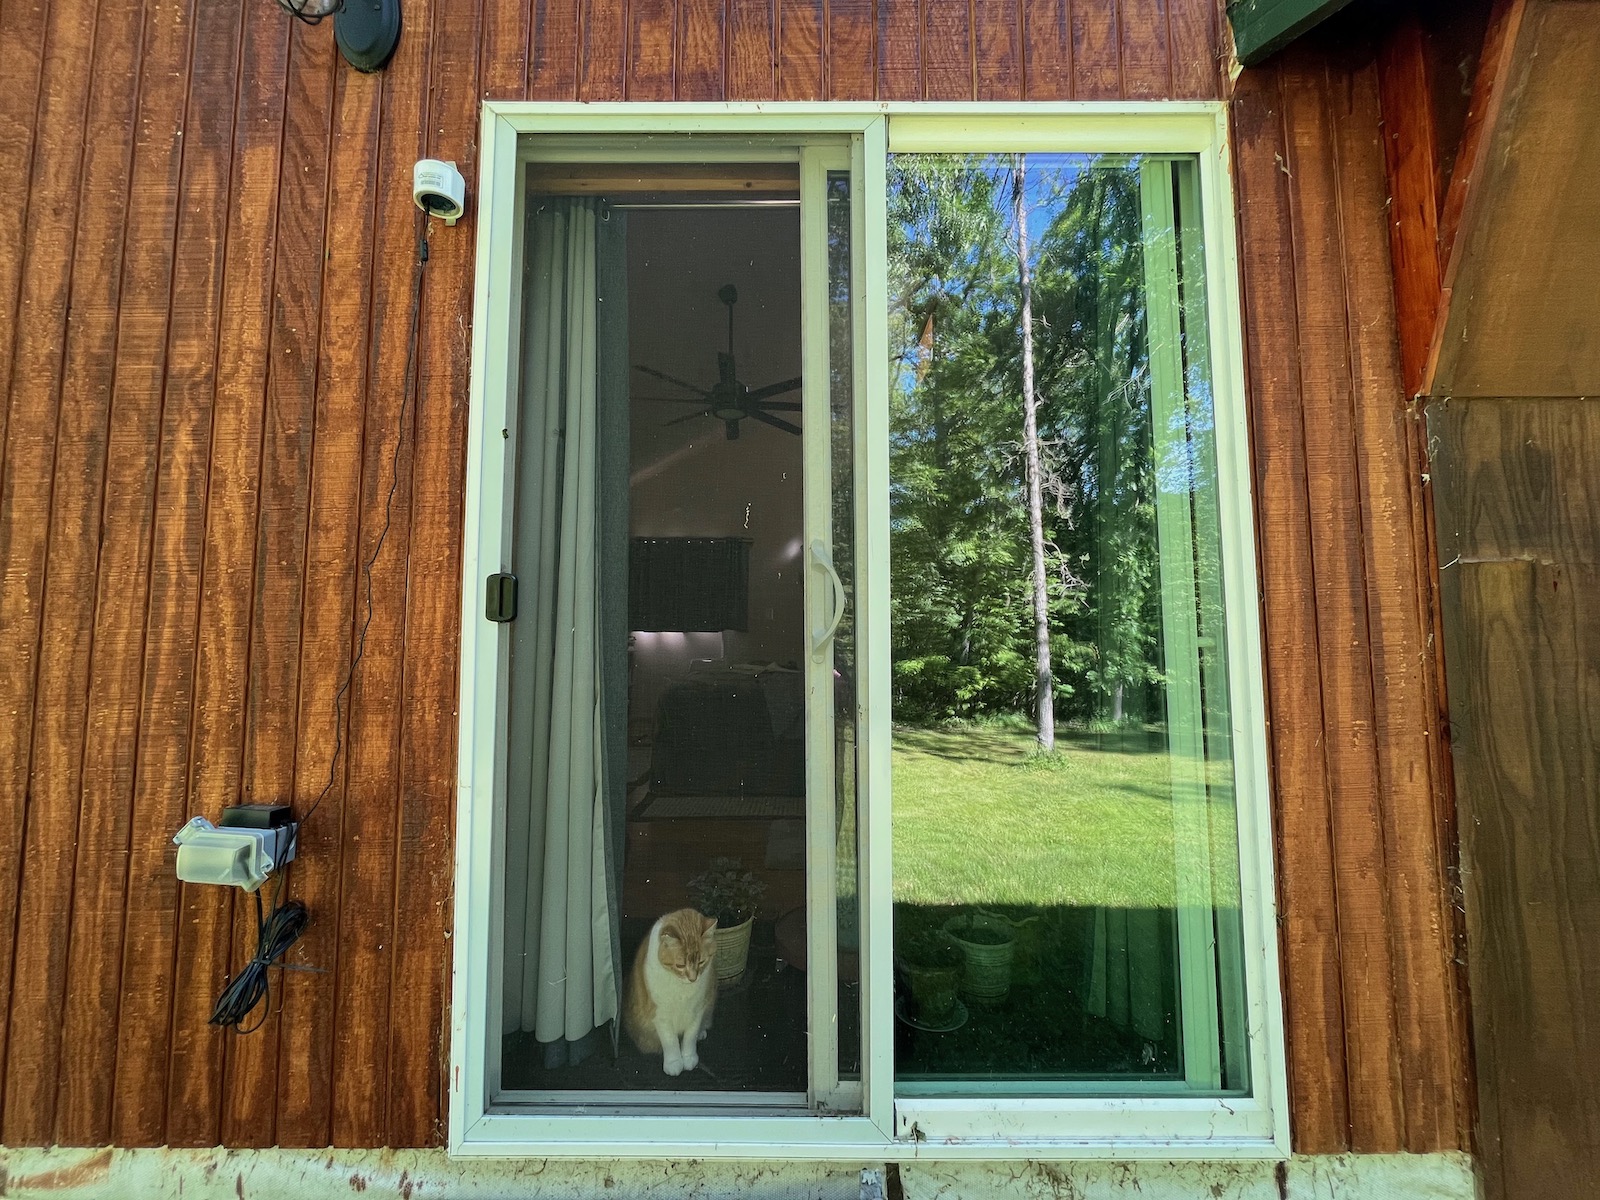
944 912 1016 1002
897 928 964 1023
686 857 767 985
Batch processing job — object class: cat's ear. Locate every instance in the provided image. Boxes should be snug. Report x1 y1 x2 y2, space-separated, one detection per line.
703 915 717 934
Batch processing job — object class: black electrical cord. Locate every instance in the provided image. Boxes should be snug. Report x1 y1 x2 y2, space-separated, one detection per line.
211 226 430 1031
274 0 339 27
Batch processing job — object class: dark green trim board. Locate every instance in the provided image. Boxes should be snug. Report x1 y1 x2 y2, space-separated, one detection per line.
1227 0 1358 65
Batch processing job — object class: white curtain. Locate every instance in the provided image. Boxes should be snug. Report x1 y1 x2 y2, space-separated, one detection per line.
503 198 626 1056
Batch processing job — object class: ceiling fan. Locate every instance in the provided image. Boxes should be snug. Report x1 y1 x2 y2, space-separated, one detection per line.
633 284 802 440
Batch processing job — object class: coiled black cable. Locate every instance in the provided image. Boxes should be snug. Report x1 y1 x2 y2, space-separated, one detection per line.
208 891 311 1031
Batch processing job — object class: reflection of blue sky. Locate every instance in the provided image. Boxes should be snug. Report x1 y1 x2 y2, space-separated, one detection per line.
888 152 1222 499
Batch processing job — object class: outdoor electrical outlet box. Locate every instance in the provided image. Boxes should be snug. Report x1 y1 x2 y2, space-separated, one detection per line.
220 803 293 830
173 813 298 893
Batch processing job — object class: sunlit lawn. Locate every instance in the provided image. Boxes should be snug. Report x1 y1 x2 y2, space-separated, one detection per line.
891 723 1183 911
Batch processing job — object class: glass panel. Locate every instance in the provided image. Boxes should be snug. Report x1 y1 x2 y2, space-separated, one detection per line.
886 153 1248 1095
500 158 813 1096
826 170 862 1087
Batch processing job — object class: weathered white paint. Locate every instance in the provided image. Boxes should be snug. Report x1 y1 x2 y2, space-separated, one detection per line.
0 1149 1477 1200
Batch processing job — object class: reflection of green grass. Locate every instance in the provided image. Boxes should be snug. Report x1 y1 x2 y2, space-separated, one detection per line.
892 724 1179 909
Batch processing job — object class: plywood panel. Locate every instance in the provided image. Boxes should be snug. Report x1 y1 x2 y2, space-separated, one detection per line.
0 0 105 1145
1023 0 1072 98
385 0 484 1147
0 0 1475 1155
1071 0 1121 98
728 0 777 98
53 0 186 1145
826 0 874 97
1434 3 1600 397
973 0 1022 100
108 0 245 1146
676 0 725 98
1117 0 1169 98
1166 0 1217 99
1439 557 1600 1200
1279 50 1405 1153
272 67 383 1153
1228 62 1350 1156
923 0 975 99
1331 59 1467 1154
328 0 434 1148
877 0 920 99
776 0 822 99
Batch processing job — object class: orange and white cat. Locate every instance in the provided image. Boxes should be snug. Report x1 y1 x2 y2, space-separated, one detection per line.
622 908 718 1076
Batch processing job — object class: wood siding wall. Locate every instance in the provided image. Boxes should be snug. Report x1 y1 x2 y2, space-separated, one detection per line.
0 0 1468 1154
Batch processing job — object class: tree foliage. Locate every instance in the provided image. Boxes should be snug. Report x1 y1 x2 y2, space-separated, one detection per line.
888 155 1165 727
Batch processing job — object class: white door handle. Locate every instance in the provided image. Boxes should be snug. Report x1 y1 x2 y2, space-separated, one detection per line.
810 538 847 660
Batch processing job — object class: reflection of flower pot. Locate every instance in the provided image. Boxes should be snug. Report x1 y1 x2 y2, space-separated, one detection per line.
903 961 963 1022
945 914 1015 1002
713 917 754 986
980 910 1044 986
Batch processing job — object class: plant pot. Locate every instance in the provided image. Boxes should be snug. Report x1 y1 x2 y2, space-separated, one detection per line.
902 960 963 1022
712 916 755 986
944 913 1015 1002
979 909 1044 986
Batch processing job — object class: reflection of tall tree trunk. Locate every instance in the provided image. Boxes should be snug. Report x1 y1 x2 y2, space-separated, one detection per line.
1092 178 1121 725
1015 157 1054 753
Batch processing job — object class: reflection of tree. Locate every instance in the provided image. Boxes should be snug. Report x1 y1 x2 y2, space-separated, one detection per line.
889 155 1161 729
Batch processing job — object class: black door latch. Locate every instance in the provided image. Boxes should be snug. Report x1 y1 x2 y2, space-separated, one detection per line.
485 573 518 623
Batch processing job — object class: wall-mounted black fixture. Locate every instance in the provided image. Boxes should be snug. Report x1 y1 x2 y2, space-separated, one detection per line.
276 0 401 73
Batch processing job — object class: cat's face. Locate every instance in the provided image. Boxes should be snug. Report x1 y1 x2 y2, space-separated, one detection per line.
658 909 717 982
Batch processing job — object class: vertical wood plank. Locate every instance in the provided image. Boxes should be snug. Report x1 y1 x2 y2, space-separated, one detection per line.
108 0 244 1145
1229 62 1351 1155
922 0 974 99
164 0 289 1148
219 17 334 1149
521 0 566 98
1166 0 1217 99
973 0 1021 100
272 68 382 1152
1376 20 1443 400
676 0 725 98
383 0 484 1148
579 0 627 99
1023 0 1071 99
825 0 874 98
55 0 190 1146
0 0 102 1144
777 0 824 100
629 0 676 98
1280 51 1406 1154
0 0 50 495
1 0 134 1146
1117 0 1169 99
728 0 776 98
329 0 433 1147
877 0 920 99
1332 60 1468 1154
1070 0 1120 99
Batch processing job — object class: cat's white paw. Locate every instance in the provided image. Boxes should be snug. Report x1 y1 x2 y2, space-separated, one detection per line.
682 1049 699 1071
698 1028 709 1042
662 1055 684 1077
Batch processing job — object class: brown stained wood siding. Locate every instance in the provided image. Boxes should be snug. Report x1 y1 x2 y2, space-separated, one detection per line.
0 0 1468 1157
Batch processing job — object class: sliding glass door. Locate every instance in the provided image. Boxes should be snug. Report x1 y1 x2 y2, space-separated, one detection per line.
493 138 860 1112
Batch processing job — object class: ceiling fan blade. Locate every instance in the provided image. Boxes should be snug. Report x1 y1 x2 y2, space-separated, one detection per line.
634 395 710 404
747 409 802 436
634 364 711 397
664 408 713 426
744 376 803 402
751 400 801 412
